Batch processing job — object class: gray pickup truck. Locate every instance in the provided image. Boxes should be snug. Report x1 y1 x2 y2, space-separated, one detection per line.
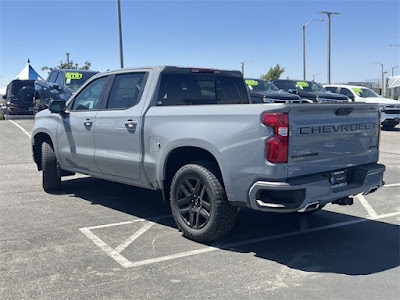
31 66 385 242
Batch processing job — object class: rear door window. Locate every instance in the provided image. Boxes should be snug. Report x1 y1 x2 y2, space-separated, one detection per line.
157 73 248 106
106 73 147 109
325 86 337 93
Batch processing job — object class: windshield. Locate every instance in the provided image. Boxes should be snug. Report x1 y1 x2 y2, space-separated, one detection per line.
296 81 327 93
352 87 379 98
245 79 279 92
64 71 98 91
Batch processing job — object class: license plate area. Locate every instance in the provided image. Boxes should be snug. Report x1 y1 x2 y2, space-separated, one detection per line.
330 170 348 189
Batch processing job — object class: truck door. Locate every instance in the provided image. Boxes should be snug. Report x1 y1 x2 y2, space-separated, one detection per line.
94 71 150 180
56 75 109 172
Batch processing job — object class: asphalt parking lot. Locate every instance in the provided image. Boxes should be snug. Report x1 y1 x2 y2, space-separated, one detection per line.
1 116 399 300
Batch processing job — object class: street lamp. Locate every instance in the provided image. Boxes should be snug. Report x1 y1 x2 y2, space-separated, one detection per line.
66 53 70 67
240 61 254 76
319 11 340 84
302 18 324 80
392 66 399 76
389 44 400 47
372 62 384 96
117 0 124 68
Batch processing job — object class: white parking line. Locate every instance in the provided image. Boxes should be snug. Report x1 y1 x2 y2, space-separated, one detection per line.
8 120 31 138
80 211 400 268
356 194 378 218
114 221 155 253
384 183 400 187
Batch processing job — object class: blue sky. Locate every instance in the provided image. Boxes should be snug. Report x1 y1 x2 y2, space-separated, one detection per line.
0 0 399 87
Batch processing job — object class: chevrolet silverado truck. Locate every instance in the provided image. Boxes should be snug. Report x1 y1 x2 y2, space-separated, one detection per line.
324 84 400 129
31 66 385 242
273 79 349 103
245 78 303 103
34 69 98 113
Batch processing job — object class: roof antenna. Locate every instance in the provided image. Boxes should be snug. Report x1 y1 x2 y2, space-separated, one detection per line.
28 58 30 64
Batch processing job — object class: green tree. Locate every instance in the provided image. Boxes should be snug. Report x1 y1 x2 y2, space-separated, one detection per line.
260 64 285 80
42 59 92 73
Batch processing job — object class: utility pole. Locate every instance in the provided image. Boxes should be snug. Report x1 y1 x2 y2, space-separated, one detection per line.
117 0 124 68
240 61 254 77
302 18 324 80
66 53 70 68
319 11 340 84
392 66 399 76
372 62 384 96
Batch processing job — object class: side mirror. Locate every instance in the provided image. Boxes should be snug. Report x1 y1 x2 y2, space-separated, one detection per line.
51 84 60 90
348 94 355 101
49 99 66 114
2 95 5 99
288 89 297 94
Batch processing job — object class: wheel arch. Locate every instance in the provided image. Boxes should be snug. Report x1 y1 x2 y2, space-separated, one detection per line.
33 132 54 171
161 146 224 203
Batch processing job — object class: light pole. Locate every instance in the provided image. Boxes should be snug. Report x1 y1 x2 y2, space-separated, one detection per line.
389 44 400 47
392 66 399 76
117 0 124 68
302 18 324 80
319 11 340 84
372 62 384 96
240 61 254 76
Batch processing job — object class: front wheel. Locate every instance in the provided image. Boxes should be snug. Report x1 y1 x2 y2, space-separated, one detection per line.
41 141 61 192
170 162 238 243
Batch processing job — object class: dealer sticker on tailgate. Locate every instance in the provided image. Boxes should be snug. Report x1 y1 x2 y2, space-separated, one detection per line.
330 170 348 189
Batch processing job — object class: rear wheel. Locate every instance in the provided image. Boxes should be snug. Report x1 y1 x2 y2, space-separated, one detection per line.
170 162 238 243
41 141 61 192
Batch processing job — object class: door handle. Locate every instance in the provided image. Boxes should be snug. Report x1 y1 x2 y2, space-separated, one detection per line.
84 119 93 126
124 120 137 129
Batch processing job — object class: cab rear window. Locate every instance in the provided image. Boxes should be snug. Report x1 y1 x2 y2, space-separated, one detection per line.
157 73 249 106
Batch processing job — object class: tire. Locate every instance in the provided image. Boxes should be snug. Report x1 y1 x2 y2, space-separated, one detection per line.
170 161 238 243
382 124 396 130
41 141 61 192
18 86 35 106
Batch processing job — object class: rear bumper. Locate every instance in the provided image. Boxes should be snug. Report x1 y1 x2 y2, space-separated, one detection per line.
248 163 385 213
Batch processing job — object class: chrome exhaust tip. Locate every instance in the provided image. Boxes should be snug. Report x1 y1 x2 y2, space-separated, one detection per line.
297 201 320 213
362 185 379 195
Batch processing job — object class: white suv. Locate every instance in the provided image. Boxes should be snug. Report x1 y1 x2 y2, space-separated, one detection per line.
324 84 400 129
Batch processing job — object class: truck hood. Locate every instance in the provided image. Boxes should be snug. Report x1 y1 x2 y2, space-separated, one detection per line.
251 91 300 100
299 91 348 101
358 97 400 105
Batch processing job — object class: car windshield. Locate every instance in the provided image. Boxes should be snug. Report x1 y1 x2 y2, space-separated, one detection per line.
352 87 379 98
296 81 327 93
64 71 98 91
245 79 279 92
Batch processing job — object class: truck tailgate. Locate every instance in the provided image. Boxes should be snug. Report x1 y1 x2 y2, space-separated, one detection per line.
288 104 380 178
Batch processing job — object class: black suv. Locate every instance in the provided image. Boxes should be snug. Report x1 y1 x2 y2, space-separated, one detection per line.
35 69 98 113
244 78 302 103
272 79 348 103
2 79 36 115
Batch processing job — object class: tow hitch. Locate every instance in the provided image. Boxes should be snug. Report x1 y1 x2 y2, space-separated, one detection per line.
332 197 354 206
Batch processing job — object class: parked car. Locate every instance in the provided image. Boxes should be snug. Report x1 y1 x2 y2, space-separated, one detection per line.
2 79 36 115
34 69 98 113
272 79 348 103
324 84 400 129
244 78 302 103
32 66 384 242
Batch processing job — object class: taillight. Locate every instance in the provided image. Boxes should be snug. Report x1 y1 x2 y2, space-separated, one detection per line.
262 113 289 163
378 110 381 149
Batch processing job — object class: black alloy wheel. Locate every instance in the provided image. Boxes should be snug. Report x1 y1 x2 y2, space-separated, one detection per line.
170 162 238 242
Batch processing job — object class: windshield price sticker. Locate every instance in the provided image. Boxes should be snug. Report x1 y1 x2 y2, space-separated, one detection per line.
353 88 362 93
245 79 259 86
65 72 83 79
296 81 309 87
